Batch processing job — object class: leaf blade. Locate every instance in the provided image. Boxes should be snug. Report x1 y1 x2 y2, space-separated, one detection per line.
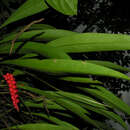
46 33 130 53
87 60 130 72
1 59 130 80
79 85 130 115
0 0 48 28
46 0 78 15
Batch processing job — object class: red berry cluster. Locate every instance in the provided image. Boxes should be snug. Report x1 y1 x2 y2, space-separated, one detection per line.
3 73 19 112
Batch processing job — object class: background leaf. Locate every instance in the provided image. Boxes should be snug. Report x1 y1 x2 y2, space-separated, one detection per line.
46 33 130 53
87 60 130 72
27 112 79 129
1 59 130 80
0 29 77 43
5 123 76 130
29 24 56 30
0 42 71 59
45 0 78 15
79 85 130 115
0 0 48 29
60 76 102 84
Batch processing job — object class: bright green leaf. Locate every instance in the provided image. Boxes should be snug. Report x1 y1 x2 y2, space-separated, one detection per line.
79 85 130 115
0 0 48 29
7 123 75 130
29 24 56 30
1 59 130 80
0 29 77 43
56 91 106 109
23 100 65 111
54 98 100 129
45 0 78 15
87 60 130 72
0 42 71 59
60 76 102 84
29 112 79 129
46 33 130 53
80 104 127 130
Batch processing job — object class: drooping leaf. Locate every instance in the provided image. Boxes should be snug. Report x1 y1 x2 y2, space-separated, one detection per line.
1 59 130 80
23 100 65 111
56 91 106 109
87 60 130 72
18 83 61 99
0 0 48 29
29 112 79 130
79 104 127 130
20 53 38 59
6 123 75 130
13 69 25 76
78 85 130 115
46 33 130 53
0 30 45 43
17 83 101 128
53 98 100 129
3 24 56 35
45 0 78 15
29 24 56 30
0 42 71 59
60 76 102 84
53 111 73 119
35 29 77 41
0 29 77 43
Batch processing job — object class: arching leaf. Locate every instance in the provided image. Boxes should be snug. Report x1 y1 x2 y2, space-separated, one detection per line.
1 59 130 80
0 42 71 59
0 0 48 29
87 60 130 72
46 33 130 53
79 85 130 115
60 76 102 84
45 0 78 15
7 123 76 130
0 29 77 43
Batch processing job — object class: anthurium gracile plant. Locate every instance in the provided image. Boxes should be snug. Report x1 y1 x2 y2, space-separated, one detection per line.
0 0 130 130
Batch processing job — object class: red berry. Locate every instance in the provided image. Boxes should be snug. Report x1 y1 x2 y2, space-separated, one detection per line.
3 73 19 112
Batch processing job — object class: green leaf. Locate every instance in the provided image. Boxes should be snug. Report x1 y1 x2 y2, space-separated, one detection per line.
54 98 101 129
6 123 75 130
0 30 45 43
17 83 102 129
46 33 130 53
60 76 102 84
87 60 130 72
78 85 130 115
80 104 127 130
0 42 71 59
29 112 79 130
45 0 78 15
1 59 130 80
23 100 65 111
13 69 25 76
20 53 38 59
29 24 56 30
0 29 77 43
0 0 48 29
18 83 61 100
56 91 106 109
53 111 73 119
18 83 101 128
35 29 77 41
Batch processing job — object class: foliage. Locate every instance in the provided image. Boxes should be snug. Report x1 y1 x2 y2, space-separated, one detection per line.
0 0 130 130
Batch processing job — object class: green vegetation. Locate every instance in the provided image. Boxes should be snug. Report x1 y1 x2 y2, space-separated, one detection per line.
0 0 130 129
